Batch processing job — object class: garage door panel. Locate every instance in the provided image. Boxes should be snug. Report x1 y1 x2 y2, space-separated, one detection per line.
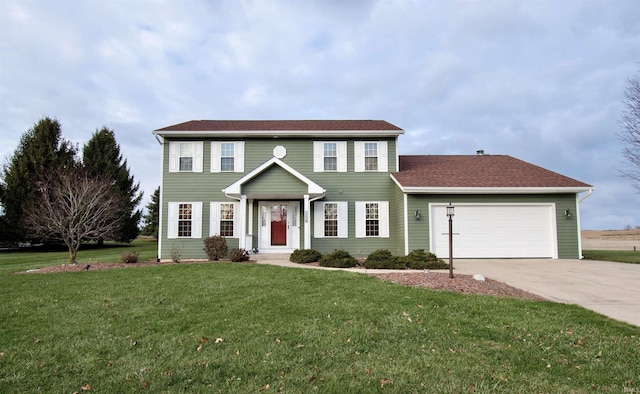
431 204 555 258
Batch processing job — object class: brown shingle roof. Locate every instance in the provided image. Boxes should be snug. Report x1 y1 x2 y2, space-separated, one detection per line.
156 120 402 132
392 155 592 189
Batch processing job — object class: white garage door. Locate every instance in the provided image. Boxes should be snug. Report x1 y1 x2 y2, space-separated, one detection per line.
431 204 557 258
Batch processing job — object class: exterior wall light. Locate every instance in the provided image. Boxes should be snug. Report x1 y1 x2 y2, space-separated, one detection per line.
564 209 571 219
415 209 421 220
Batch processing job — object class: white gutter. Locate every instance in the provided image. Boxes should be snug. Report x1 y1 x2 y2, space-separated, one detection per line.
578 188 594 203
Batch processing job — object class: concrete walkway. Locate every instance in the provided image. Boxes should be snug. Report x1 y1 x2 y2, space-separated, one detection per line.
252 254 640 327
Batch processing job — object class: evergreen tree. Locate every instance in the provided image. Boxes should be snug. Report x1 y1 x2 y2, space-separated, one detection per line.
82 127 142 242
141 187 160 238
0 117 77 243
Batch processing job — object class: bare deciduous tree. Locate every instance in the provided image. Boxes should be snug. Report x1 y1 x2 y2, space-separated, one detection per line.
620 71 640 191
23 168 123 264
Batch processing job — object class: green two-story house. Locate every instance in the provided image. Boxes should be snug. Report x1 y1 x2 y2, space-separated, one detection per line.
153 120 593 260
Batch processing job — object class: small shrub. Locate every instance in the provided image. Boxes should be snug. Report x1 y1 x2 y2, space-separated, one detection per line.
363 249 404 269
120 250 139 264
171 244 182 263
319 250 357 268
290 249 323 264
230 248 250 262
402 249 448 269
204 235 227 261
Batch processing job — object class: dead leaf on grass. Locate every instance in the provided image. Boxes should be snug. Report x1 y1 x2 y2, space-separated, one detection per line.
380 378 393 387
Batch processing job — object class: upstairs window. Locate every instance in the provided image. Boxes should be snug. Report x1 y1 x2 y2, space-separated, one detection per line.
221 143 235 172
354 141 388 172
179 143 193 171
211 141 244 173
324 143 337 171
364 143 378 171
313 141 347 172
169 141 203 173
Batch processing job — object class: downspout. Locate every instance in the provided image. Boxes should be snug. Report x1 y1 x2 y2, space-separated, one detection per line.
576 188 594 259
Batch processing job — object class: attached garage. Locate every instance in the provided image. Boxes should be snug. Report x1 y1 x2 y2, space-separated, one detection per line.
430 203 557 258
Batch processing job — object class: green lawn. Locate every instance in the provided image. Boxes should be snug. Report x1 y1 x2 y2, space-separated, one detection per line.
583 249 640 264
1 243 639 393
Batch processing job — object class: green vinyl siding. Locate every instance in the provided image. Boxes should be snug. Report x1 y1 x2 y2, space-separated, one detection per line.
159 136 399 259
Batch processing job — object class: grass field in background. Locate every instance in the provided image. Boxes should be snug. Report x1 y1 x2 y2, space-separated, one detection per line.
582 249 640 264
1 242 639 392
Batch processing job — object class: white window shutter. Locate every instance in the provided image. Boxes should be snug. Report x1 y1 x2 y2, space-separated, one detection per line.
355 201 365 238
235 142 244 173
313 201 324 238
337 141 347 172
379 201 389 237
354 141 364 172
167 202 178 238
337 201 348 238
378 141 388 172
192 202 202 238
192 142 203 172
210 202 220 236
168 142 179 173
233 202 242 239
210 142 221 173
313 141 323 172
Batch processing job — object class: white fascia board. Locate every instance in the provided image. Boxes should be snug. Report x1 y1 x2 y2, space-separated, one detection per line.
223 157 325 196
153 129 404 138
396 186 593 194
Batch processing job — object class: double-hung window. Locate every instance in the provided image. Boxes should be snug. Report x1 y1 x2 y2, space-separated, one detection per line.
364 143 378 171
167 202 202 238
211 141 244 173
179 144 193 171
169 141 203 173
354 141 388 172
210 202 239 238
324 143 337 171
313 141 347 172
355 201 389 238
178 203 193 237
314 201 348 238
219 203 235 237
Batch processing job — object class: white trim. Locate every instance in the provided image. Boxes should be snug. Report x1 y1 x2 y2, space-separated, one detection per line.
403 194 409 255
154 129 404 138
390 175 592 194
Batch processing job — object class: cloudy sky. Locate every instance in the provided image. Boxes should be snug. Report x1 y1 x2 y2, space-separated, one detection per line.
1 0 639 230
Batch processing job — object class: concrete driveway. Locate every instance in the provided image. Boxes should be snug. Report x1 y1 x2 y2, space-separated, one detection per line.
453 259 640 327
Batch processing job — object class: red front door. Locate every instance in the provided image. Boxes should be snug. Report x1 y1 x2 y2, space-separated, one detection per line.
270 205 287 246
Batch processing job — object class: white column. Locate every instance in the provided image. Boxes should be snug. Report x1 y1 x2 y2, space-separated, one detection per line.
239 195 247 249
304 194 311 249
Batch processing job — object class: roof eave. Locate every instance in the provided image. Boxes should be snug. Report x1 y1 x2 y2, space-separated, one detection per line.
394 185 593 194
152 129 404 138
